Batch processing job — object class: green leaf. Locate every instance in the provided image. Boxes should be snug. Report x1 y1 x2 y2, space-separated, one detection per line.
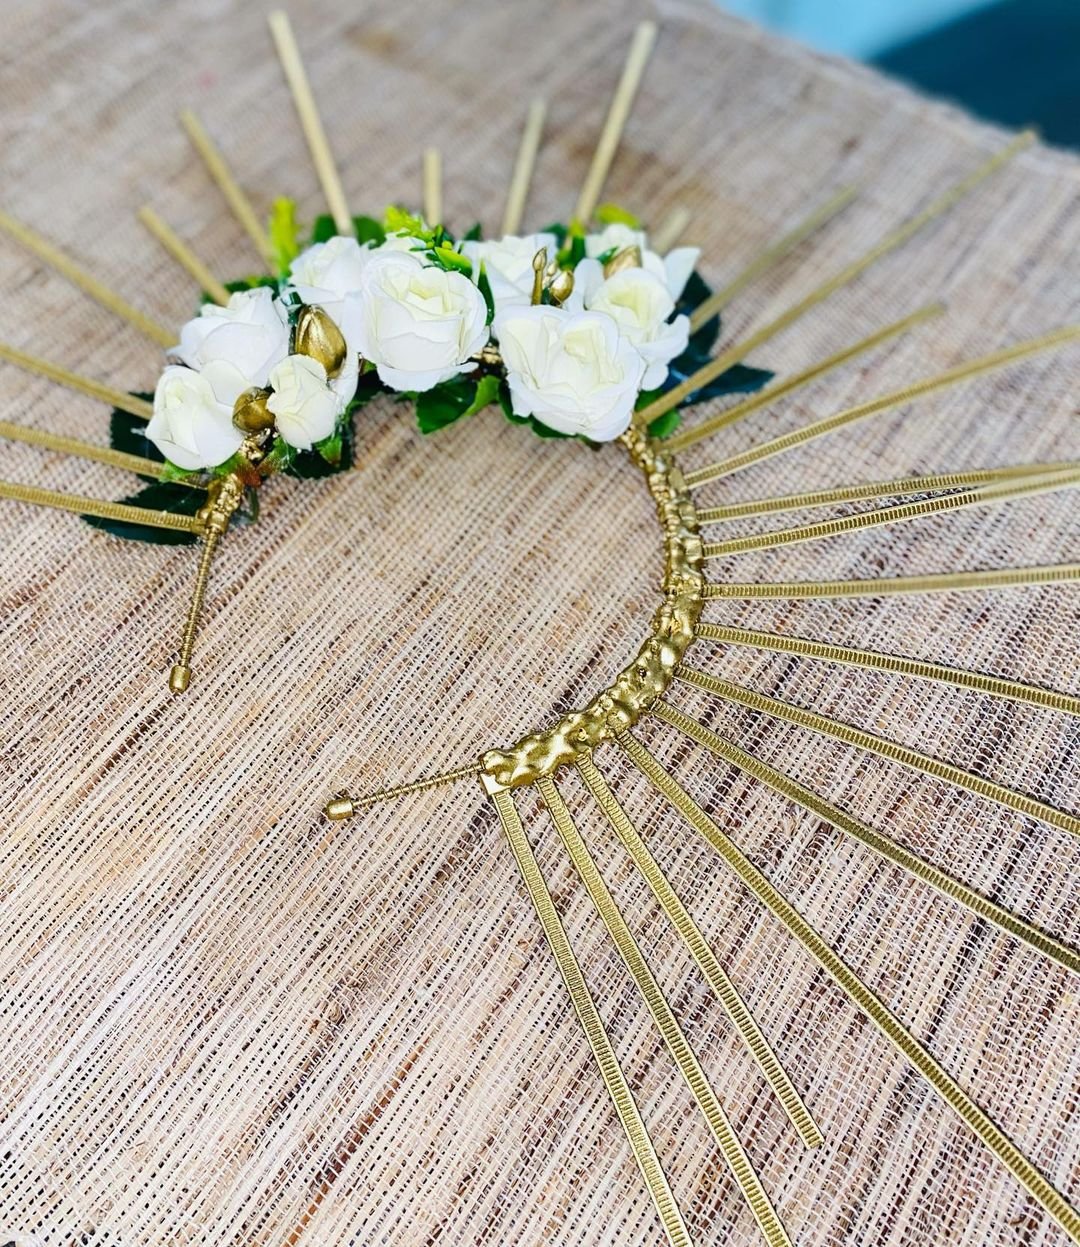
680 363 774 405
315 431 343 466
429 244 472 275
477 263 496 325
310 214 336 245
676 269 719 356
83 481 204 546
384 205 430 240
282 410 357 479
465 373 501 419
540 222 568 249
416 376 477 434
353 215 386 246
268 197 301 276
646 409 682 439
596 202 641 228
462 222 483 242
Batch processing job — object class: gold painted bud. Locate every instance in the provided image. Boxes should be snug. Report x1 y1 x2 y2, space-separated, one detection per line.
232 386 275 433
548 269 575 306
531 247 548 305
603 245 642 278
293 304 347 378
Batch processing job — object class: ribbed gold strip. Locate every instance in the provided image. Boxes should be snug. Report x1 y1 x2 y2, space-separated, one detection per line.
502 98 547 236
137 206 231 306
664 305 942 454
696 623 1080 717
684 325 1080 489
0 342 154 420
702 469 1080 558
652 701 1080 974
576 754 824 1147
697 461 1076 522
0 210 173 347
0 420 172 481
0 478 201 532
324 763 483 820
687 186 858 332
488 787 693 1247
676 667 1080 837
619 731 1080 1245
703 563 1080 600
537 776 792 1247
634 131 1035 427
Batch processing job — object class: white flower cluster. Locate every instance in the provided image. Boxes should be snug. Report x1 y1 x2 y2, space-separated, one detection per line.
147 222 698 469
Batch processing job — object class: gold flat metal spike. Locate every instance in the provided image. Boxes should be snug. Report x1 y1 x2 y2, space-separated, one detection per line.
323 762 483 821
675 667 1080 837
422 147 442 227
137 206 231 306
684 324 1080 490
537 775 792 1247
696 460 1078 522
0 210 173 348
268 11 352 237
0 420 179 482
0 342 154 420
502 98 547 237
179 109 274 267
696 622 1080 717
702 467 1080 558
688 185 858 333
704 563 1080 600
618 730 1080 1245
634 130 1036 428
486 783 694 1247
575 21 659 225
0 479 202 533
652 700 1080 974
651 205 691 255
663 304 943 454
576 754 824 1148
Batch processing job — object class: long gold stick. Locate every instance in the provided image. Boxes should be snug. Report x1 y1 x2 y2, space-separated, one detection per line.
634 130 1036 427
689 186 858 332
179 109 274 267
697 460 1077 522
619 730 1080 1244
0 479 201 532
0 210 173 348
696 622 1080 717
324 762 482 820
0 420 172 481
703 563 1080 600
650 205 691 255
664 304 943 453
0 342 154 420
422 147 443 227
653 701 1080 974
501 98 547 236
137 206 231 306
487 785 694 1247
574 22 659 224
537 775 792 1247
702 468 1080 558
676 667 1080 837
268 10 352 236
684 324 1080 489
577 754 824 1147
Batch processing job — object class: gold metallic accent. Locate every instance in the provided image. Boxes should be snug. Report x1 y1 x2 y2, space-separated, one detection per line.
136 205 231 306
696 622 1080 717
0 478 203 532
0 420 178 482
651 205 691 255
663 304 943 453
634 131 1036 428
0 210 173 347
481 428 702 790
0 342 154 420
293 305 347 378
576 753 824 1146
548 269 574 305
603 244 642 277
530 247 547 305
688 186 858 332
422 146 442 227
675 666 1080 837
702 467 1080 558
652 701 1080 974
323 796 356 821
488 786 693 1247
619 730 1080 1245
324 762 483 820
232 387 276 434
179 109 274 267
502 98 547 236
537 775 792 1247
685 324 1080 489
697 460 1077 522
703 562 1080 600
575 21 659 225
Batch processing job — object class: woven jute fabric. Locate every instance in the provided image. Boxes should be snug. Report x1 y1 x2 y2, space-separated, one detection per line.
0 1 1077 1244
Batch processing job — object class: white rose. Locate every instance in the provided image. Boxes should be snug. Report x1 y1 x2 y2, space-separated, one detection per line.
354 251 489 393
494 306 645 441
460 232 557 313
266 355 345 450
175 287 291 407
147 365 243 471
571 259 689 389
585 222 700 302
287 236 372 323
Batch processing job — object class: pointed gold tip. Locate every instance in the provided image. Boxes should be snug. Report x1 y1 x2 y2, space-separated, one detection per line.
169 664 192 694
324 796 355 821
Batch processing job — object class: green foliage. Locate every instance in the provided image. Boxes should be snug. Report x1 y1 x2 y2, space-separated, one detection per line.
310 213 386 248
462 222 483 242
595 203 641 228
416 373 500 434
645 409 682 439
268 198 301 276
427 244 472 275
497 381 573 439
476 264 496 325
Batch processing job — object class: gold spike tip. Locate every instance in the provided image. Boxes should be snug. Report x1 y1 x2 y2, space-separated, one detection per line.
324 795 356 821
168 664 192 694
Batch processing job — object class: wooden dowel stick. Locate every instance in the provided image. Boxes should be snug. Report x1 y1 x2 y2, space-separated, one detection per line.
502 98 547 236
651 205 691 255
137 206 231 306
575 21 659 224
0 342 154 420
422 147 442 226
268 10 352 236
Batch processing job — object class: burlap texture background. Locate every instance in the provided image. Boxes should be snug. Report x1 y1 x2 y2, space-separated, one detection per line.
0 1 1077 1244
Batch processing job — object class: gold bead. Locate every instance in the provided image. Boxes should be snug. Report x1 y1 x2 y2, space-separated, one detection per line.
549 269 575 305
169 664 192 694
603 244 642 278
324 796 356 821
232 386 275 433
294 304 347 377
